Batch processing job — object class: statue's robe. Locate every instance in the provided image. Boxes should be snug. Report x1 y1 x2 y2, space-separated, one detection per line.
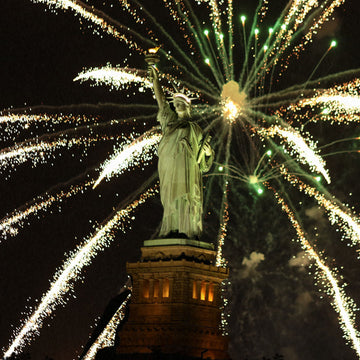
157 103 212 239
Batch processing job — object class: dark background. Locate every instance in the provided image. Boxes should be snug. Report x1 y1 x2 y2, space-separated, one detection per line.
1 1 360 360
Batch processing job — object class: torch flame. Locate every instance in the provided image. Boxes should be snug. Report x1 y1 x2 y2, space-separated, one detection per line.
148 46 160 54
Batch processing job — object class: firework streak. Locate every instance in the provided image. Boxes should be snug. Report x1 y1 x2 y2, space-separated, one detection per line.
259 125 331 183
0 135 115 170
3 187 157 358
281 79 360 124
280 166 360 247
74 66 153 92
93 130 161 188
216 126 232 268
0 114 96 128
0 180 95 240
31 0 146 50
272 191 360 356
6 0 360 358
82 293 132 360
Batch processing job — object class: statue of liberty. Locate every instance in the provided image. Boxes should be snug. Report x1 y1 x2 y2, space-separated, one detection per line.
147 53 214 240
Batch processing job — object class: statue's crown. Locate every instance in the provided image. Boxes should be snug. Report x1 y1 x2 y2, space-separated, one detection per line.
172 92 192 104
168 82 197 105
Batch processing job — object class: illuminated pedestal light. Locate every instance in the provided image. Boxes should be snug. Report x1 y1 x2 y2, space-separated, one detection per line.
116 238 230 359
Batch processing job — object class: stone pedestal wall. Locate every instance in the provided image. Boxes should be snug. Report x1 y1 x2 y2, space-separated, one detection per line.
117 240 229 359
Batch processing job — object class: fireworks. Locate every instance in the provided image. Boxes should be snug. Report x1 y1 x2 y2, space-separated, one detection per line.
74 65 153 92
273 190 360 355
93 130 161 188
3 187 157 358
2 0 360 359
31 0 144 50
82 290 132 360
280 166 360 248
259 125 331 183
0 180 94 240
280 79 360 124
0 135 114 171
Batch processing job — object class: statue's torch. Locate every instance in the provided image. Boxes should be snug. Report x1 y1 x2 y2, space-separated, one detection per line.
145 46 160 66
197 133 212 164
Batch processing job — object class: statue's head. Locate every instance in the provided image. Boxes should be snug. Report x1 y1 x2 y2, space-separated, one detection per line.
173 93 191 119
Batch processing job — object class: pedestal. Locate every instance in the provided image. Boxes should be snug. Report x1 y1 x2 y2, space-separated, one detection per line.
116 239 230 359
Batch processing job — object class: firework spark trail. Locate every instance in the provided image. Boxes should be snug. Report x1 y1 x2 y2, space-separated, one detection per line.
279 0 320 48
225 146 279 187
1 103 158 117
10 0 360 357
259 125 331 183
257 0 269 22
0 114 95 127
215 187 229 268
238 0 260 87
0 114 54 128
129 0 218 93
272 190 360 357
280 78 360 123
279 0 319 48
72 27 215 99
82 292 132 360
173 0 219 89
267 0 344 81
93 130 161 188
301 95 360 124
280 167 360 247
0 114 99 141
0 135 114 170
216 126 232 268
244 0 308 86
63 0 218 99
116 0 219 95
249 0 344 85
287 0 346 61
242 0 283 91
311 95 360 113
31 0 148 51
313 195 360 246
227 0 234 79
172 0 225 91
178 1 224 87
256 68 360 106
3 186 157 359
206 0 230 81
0 179 95 240
74 66 153 91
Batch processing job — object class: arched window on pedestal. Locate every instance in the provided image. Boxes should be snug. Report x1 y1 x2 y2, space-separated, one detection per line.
162 278 170 298
153 279 159 298
143 279 150 298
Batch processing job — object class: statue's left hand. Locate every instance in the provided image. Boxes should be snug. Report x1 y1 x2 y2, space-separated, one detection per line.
203 142 212 157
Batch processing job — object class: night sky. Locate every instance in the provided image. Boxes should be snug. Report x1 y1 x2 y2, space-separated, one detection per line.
1 1 360 360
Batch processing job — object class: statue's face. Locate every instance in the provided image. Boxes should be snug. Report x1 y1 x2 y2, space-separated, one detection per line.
174 99 190 119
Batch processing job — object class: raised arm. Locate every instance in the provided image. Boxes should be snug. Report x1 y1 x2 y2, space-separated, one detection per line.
148 66 165 109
